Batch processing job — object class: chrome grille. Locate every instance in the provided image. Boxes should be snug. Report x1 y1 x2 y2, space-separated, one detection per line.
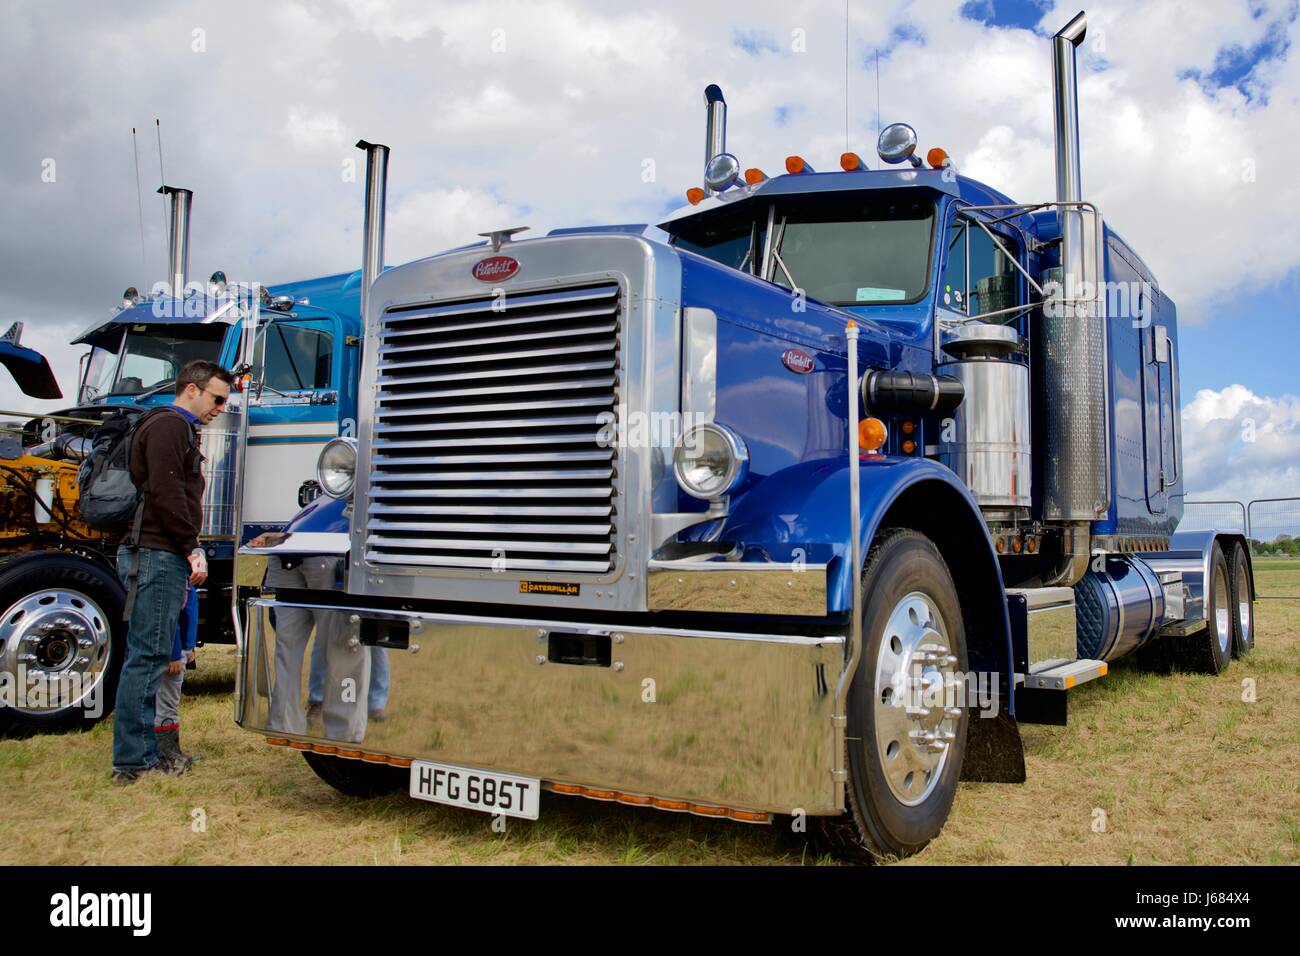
364 282 621 574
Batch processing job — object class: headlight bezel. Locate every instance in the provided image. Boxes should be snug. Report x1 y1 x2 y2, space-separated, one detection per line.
672 422 749 500
315 436 358 499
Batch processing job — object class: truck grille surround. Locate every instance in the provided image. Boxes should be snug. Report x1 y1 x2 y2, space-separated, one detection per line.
364 282 622 575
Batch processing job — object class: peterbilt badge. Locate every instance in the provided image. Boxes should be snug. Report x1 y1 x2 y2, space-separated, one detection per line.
472 256 520 282
781 348 814 374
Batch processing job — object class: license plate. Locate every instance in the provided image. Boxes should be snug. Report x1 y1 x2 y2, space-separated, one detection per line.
409 760 541 820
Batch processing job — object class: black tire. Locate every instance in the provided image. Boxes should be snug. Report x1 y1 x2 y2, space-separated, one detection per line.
818 529 968 862
302 751 408 798
1229 542 1255 657
1171 541 1233 675
0 552 125 734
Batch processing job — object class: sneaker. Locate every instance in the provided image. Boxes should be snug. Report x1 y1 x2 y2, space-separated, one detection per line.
147 755 191 777
368 708 386 722
110 768 143 785
306 701 323 721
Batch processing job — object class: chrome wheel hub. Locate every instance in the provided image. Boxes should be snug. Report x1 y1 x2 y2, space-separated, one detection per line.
1214 565 1231 657
873 591 960 806
0 589 111 715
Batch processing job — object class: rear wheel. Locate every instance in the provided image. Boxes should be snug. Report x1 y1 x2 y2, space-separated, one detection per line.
818 529 968 862
302 751 407 798
1229 542 1254 657
1171 541 1232 675
0 552 124 733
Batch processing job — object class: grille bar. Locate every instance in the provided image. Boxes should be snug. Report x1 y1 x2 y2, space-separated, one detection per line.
363 281 622 574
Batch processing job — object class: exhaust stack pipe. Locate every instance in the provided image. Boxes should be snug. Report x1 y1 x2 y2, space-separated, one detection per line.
355 140 390 325
1052 11 1087 290
157 185 192 299
1041 9 1108 582
703 85 727 195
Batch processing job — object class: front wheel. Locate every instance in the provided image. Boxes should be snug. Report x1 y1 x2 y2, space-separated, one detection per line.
302 751 408 798
0 552 124 734
818 529 968 862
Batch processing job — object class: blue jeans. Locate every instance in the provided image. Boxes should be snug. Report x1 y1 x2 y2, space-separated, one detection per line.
112 545 189 772
309 640 389 712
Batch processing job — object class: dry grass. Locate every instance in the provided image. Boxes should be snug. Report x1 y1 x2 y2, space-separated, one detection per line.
2 569 1297 866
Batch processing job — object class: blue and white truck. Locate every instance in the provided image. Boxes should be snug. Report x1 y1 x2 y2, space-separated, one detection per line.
234 13 1253 859
0 155 384 731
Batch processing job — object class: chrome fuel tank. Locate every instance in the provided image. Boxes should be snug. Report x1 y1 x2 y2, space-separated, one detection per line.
938 324 1031 516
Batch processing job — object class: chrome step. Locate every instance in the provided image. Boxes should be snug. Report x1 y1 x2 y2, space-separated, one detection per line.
1022 658 1108 691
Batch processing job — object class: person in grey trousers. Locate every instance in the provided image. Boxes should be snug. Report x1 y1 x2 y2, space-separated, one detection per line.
262 554 370 743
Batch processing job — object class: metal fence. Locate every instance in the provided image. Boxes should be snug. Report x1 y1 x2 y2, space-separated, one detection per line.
1185 497 1300 599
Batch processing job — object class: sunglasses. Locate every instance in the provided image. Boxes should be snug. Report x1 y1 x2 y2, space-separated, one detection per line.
202 387 228 407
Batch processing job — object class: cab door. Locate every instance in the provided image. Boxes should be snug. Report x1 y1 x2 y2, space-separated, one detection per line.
242 315 342 533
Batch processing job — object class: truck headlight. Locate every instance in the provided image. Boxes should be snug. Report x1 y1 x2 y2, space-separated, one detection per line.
673 423 748 500
316 437 357 499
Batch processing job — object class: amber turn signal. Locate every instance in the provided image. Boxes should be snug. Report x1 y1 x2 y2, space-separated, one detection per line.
858 417 888 453
686 187 706 205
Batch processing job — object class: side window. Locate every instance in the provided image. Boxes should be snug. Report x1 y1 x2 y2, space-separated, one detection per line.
968 226 1020 317
940 217 1021 317
939 221 967 312
258 323 334 392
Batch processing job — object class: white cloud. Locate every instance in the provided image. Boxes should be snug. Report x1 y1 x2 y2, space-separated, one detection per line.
1180 384 1300 506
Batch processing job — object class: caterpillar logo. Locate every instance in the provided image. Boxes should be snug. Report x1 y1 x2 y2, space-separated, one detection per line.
519 581 580 597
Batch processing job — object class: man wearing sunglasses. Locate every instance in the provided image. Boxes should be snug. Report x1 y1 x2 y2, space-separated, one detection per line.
111 359 233 783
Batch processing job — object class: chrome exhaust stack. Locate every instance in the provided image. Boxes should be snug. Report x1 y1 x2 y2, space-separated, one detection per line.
703 85 727 195
157 185 193 300
1041 10 1108 580
355 140 390 324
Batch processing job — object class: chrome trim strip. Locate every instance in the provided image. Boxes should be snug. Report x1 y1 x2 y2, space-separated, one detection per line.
240 531 350 556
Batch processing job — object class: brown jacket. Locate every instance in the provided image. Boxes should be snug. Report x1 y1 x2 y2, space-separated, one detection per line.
129 407 204 556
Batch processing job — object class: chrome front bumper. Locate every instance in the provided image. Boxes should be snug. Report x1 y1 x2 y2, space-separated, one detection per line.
237 597 845 815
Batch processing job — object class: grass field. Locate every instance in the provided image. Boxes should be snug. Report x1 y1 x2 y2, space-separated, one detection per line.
1 565 1297 866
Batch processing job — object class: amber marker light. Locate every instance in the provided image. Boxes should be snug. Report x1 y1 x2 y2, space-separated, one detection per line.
785 155 813 174
744 167 767 185
859 417 888 454
901 439 917 455
686 187 706 205
901 419 916 435
840 151 864 171
927 147 950 169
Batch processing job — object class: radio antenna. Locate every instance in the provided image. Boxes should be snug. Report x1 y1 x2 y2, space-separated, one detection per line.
132 127 147 276
845 0 850 154
875 49 882 150
155 118 167 267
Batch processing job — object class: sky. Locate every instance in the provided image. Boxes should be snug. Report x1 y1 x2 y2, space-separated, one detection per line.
1 0 1297 510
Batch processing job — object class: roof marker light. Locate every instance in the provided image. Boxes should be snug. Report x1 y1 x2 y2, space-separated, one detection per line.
927 147 950 169
686 186 706 205
840 151 865 171
744 167 767 185
785 155 815 174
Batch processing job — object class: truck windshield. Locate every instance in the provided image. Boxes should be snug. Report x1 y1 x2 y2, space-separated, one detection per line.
108 324 227 396
670 191 935 306
771 193 935 305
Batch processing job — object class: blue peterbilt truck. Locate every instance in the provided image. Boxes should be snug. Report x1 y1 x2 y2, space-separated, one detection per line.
234 12 1254 859
0 167 379 732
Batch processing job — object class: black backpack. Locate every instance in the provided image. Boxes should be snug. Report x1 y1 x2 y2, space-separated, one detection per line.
77 408 147 532
78 406 194 533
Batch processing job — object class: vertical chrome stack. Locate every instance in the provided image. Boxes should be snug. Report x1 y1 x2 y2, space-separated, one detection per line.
1042 11 1109 579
